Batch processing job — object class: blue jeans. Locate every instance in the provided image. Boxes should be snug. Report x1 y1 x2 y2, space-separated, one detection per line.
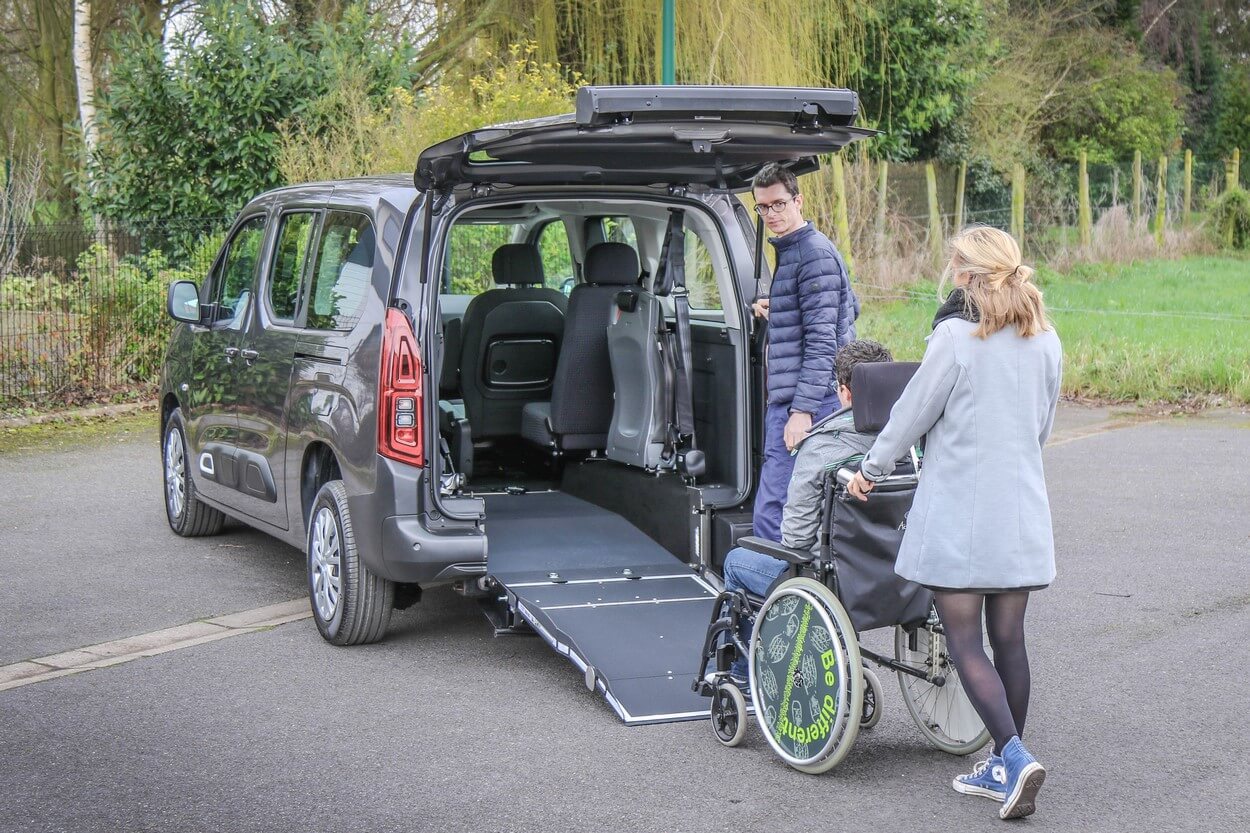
721 545 790 677
752 397 839 541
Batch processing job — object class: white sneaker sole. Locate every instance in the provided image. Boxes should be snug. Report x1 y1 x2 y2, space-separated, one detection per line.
951 779 1005 802
999 763 1046 820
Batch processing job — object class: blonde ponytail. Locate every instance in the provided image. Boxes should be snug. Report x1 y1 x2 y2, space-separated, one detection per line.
942 226 1050 338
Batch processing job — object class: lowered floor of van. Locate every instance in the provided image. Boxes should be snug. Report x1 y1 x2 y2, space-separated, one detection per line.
483 489 719 725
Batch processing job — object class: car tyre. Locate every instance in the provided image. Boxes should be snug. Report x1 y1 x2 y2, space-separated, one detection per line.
308 480 394 645
163 408 225 537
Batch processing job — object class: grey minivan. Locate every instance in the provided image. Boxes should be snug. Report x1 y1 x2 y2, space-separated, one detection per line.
160 85 870 722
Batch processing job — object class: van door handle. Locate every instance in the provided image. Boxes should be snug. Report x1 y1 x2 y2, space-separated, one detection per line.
223 346 239 364
240 349 259 366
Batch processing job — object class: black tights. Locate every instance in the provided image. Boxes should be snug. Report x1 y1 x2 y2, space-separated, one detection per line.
933 591 1031 756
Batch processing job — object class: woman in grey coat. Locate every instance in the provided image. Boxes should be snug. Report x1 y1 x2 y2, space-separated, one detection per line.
848 226 1061 821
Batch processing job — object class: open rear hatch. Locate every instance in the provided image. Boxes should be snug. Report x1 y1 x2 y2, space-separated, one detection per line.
484 491 718 725
416 85 876 190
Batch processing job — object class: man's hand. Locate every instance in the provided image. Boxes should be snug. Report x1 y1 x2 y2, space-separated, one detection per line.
751 297 770 319
847 470 875 502
784 411 812 452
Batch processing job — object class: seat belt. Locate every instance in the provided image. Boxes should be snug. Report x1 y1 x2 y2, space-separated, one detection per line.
656 209 696 458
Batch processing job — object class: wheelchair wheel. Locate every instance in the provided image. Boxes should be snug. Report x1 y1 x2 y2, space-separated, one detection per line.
860 665 883 730
749 577 863 774
894 617 991 755
710 682 748 748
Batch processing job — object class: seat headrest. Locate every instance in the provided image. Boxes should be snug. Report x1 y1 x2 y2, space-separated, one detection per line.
492 243 545 286
850 361 921 433
584 242 639 285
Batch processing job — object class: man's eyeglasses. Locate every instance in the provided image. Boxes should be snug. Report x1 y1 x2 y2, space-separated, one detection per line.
753 199 793 217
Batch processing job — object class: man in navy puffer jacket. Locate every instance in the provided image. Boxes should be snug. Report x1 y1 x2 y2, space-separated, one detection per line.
750 162 859 541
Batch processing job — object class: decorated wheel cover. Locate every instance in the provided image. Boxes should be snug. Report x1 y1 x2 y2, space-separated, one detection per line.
749 584 851 766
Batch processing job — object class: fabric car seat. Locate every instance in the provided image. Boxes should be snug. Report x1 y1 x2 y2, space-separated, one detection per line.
604 261 670 469
459 243 567 440
521 242 640 451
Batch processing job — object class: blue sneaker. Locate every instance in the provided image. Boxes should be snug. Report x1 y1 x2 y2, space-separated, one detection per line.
999 737 1046 820
952 754 1006 801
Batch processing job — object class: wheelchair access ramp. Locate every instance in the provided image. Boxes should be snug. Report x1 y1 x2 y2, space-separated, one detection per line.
483 491 717 725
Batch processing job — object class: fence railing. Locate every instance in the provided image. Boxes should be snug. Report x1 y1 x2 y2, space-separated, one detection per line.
1 220 227 413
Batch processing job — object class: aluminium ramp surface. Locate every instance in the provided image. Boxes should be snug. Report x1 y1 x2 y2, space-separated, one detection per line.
484 491 717 725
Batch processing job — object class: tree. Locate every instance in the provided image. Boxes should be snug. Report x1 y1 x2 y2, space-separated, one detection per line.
88 2 415 230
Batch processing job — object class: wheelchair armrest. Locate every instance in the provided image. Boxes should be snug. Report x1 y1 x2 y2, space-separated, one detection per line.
835 467 919 493
738 536 815 565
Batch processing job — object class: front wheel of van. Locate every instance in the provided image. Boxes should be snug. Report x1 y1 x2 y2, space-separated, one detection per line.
163 408 225 537
307 480 394 645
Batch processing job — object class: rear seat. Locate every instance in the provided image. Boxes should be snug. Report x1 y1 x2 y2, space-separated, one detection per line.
522 243 640 452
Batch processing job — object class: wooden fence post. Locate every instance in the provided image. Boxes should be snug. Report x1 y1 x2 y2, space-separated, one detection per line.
831 154 852 268
1132 150 1143 224
1234 148 1241 188
1011 163 1025 247
925 161 942 266
1183 149 1193 226
953 160 967 233
1078 150 1092 248
1154 155 1167 247
875 160 888 255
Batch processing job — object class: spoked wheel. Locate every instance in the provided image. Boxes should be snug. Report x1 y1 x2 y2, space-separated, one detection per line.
894 611 991 755
749 577 863 774
710 682 748 748
860 665 884 729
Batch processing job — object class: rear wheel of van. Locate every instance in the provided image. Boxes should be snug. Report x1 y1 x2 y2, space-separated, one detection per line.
307 480 394 645
162 408 225 537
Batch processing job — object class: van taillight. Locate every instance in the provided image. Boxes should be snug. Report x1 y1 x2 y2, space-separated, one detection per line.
378 307 424 467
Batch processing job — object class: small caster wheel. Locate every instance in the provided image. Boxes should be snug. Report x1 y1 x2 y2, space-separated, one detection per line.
710 682 747 747
861 665 883 729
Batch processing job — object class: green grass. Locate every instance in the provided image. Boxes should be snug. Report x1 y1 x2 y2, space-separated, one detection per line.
856 256 1250 404
0 408 158 455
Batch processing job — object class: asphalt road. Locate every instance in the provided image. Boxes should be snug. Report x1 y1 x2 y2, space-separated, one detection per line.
2 406 1248 832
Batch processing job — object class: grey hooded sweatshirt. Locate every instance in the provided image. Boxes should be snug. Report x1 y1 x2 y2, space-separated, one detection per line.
780 409 877 553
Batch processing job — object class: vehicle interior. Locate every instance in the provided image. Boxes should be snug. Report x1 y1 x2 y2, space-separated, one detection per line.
430 194 754 721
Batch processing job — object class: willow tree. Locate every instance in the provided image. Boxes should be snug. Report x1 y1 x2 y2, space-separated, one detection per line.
441 0 875 90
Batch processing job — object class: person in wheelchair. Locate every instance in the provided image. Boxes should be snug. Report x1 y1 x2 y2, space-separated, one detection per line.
719 339 893 684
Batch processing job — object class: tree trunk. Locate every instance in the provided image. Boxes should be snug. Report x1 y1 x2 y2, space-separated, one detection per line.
73 0 98 156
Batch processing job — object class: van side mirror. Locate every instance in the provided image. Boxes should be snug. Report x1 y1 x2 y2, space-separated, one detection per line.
168 280 202 324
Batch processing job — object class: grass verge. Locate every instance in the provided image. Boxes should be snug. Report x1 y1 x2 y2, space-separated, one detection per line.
856 255 1250 405
0 406 158 455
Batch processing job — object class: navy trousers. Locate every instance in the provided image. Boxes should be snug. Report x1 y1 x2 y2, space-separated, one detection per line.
752 398 839 541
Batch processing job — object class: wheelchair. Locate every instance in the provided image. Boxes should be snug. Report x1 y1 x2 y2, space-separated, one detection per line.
693 362 990 773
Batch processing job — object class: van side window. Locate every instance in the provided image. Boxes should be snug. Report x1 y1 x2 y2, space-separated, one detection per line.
306 211 373 331
445 223 515 295
212 215 266 328
597 216 637 251
537 220 574 294
268 211 316 322
684 229 722 311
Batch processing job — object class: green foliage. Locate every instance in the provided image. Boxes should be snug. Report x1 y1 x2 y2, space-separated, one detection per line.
1210 187 1250 250
1043 43 1186 163
1208 64 1250 160
855 0 989 161
89 2 414 228
278 43 580 184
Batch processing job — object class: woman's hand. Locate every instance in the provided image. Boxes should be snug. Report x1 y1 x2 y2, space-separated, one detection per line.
847 470 875 502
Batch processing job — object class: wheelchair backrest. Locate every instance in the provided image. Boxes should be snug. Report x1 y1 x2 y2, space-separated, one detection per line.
849 361 921 434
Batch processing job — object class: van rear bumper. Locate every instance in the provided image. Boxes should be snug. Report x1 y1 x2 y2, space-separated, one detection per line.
350 457 486 585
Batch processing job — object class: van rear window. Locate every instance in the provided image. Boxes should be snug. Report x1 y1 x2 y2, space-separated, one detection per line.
306 211 373 331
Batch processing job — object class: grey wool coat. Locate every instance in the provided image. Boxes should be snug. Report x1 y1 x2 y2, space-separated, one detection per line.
860 318 1063 591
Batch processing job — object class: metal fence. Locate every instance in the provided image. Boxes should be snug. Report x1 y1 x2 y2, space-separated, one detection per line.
0 220 227 413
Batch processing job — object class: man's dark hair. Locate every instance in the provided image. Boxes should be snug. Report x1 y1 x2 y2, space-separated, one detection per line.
752 162 800 197
835 339 893 389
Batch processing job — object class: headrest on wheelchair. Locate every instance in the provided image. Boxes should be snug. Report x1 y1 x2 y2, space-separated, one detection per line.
849 361 921 433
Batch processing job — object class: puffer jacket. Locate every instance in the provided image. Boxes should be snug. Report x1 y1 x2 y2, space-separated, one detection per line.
766 222 859 414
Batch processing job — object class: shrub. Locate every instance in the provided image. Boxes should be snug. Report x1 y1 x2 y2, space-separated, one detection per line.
1209 187 1250 250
